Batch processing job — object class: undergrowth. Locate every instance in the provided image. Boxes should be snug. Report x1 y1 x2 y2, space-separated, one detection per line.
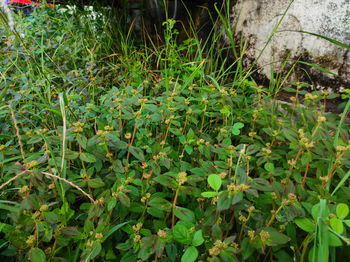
0 2 350 262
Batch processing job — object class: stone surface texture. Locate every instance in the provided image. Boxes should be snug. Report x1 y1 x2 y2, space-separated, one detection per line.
231 0 350 92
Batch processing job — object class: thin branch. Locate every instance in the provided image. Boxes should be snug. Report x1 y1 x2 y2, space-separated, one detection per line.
41 171 96 204
9 104 27 168
0 170 28 190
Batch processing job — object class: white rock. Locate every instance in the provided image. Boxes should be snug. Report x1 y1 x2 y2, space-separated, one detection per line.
231 0 350 92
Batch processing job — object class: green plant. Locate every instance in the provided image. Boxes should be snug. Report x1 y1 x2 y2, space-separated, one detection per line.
0 2 349 262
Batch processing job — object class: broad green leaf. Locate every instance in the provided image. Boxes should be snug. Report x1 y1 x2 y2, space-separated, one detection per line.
153 175 177 189
80 152 96 163
181 246 198 262
201 191 217 198
330 217 343 234
187 128 194 140
64 150 79 160
220 250 239 262
88 177 105 188
262 227 290 246
90 242 102 260
192 230 204 246
217 191 231 211
174 206 195 223
294 218 315 233
147 207 165 218
264 162 275 172
76 135 87 149
128 146 145 161
241 238 254 259
185 145 193 155
166 243 177 262
118 192 130 208
208 174 222 191
336 203 349 219
173 224 191 244
28 248 46 262
328 232 342 247
107 198 117 211
344 220 350 227
148 197 172 211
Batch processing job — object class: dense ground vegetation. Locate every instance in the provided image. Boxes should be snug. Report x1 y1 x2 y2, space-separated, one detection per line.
0 3 350 261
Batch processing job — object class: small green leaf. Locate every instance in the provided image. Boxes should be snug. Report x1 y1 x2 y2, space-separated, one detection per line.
173 224 191 244
264 162 275 172
232 122 244 135
208 174 222 191
336 203 349 219
80 152 96 163
330 217 344 234
185 145 193 155
294 218 315 233
201 191 217 198
28 248 46 262
192 230 204 246
181 246 198 262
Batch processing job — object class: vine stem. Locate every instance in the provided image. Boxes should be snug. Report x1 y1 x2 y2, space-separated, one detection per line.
125 121 137 172
266 204 284 227
171 186 181 229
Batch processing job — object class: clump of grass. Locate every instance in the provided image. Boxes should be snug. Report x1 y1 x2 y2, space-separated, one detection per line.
0 2 349 262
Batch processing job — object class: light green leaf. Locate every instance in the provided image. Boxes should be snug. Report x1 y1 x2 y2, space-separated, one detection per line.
28 248 46 262
192 230 204 247
344 220 350 227
208 174 222 191
181 246 198 262
330 217 343 234
328 232 342 247
173 224 191 245
185 145 193 155
294 218 315 233
201 191 218 198
232 122 244 135
336 203 349 219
